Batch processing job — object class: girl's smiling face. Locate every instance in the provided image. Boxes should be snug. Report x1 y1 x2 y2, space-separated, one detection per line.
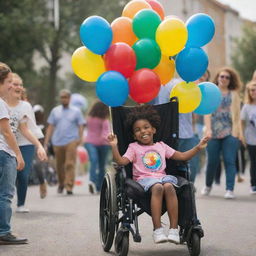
9 75 23 100
133 119 156 145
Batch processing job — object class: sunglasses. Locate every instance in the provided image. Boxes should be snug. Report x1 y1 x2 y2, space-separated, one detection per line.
219 75 231 80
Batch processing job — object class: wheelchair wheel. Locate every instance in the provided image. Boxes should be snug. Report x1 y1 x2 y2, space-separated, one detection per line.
115 229 129 256
99 170 117 252
187 232 201 256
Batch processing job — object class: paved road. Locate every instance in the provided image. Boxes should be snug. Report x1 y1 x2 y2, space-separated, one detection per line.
1 168 256 256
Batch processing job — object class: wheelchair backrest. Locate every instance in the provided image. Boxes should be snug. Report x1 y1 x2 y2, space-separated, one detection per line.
111 98 180 179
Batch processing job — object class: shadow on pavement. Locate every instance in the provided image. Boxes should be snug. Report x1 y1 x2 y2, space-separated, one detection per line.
14 211 74 219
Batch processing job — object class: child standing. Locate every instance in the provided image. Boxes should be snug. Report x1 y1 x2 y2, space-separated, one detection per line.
241 81 256 194
108 105 209 244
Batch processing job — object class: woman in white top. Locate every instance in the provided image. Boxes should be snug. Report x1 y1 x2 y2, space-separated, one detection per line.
241 81 256 194
6 73 47 213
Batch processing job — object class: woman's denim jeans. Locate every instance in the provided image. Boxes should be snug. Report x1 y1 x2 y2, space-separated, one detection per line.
0 150 17 236
84 143 110 192
206 135 240 191
16 145 35 206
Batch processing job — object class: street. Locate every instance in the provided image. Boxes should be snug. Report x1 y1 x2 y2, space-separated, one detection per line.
1 168 256 256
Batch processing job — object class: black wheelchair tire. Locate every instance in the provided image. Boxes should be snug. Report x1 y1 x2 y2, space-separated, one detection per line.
115 230 129 256
99 170 117 252
187 232 201 256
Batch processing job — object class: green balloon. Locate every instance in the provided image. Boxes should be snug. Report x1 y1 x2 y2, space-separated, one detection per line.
132 39 161 70
133 9 161 40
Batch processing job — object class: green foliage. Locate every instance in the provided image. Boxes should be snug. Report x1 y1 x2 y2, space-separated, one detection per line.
232 25 256 83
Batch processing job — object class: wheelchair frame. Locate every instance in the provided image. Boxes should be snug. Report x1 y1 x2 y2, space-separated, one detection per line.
99 100 204 256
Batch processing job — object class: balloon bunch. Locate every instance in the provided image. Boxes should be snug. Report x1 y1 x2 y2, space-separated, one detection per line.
71 0 221 114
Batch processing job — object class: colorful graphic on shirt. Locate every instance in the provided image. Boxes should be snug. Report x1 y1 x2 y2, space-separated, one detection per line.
142 151 162 171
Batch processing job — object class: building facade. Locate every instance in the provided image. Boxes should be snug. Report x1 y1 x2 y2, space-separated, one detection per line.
159 0 246 76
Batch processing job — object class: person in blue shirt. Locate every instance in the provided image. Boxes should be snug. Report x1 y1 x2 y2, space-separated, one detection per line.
44 89 85 195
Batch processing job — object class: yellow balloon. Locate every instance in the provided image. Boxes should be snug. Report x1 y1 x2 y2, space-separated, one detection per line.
156 18 188 56
71 46 106 82
153 56 175 85
170 81 201 113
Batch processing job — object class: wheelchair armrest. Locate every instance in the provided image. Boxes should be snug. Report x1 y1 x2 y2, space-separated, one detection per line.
125 178 145 199
176 176 189 187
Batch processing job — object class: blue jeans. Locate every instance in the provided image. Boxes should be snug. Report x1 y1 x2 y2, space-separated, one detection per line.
178 136 200 183
16 145 35 206
0 150 17 236
206 135 240 191
84 144 110 191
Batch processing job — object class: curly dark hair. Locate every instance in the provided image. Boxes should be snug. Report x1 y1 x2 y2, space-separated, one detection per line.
126 105 161 137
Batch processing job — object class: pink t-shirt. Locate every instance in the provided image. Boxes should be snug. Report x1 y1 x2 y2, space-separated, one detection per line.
123 142 176 181
85 117 110 145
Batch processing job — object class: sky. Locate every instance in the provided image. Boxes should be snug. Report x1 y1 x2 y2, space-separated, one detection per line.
218 0 256 21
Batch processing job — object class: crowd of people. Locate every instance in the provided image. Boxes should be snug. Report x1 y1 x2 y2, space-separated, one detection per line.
0 60 256 245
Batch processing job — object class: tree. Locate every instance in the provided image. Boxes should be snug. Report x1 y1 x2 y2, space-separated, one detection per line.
232 25 256 84
0 0 128 112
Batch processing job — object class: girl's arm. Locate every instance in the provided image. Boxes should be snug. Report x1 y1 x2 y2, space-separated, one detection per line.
171 136 209 161
204 114 212 137
19 122 47 161
108 134 130 166
240 120 246 147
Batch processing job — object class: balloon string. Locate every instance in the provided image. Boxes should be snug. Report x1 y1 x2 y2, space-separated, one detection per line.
109 106 114 135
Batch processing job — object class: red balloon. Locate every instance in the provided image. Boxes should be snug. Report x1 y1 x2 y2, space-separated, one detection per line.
104 42 136 78
145 0 165 20
129 68 161 103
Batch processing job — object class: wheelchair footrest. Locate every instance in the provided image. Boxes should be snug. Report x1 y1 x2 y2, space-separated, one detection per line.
133 233 141 243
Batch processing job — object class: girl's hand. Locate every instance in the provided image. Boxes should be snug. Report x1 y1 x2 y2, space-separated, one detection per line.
238 135 247 148
107 134 118 146
204 128 212 139
37 145 48 161
197 136 210 150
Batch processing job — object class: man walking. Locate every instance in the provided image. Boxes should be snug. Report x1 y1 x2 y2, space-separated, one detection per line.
0 63 27 244
44 89 85 195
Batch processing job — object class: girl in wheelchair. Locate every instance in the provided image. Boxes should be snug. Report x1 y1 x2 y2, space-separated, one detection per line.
108 105 209 244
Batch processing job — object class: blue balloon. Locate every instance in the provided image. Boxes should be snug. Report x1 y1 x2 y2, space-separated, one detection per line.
80 16 112 55
194 82 222 115
176 47 208 82
96 71 129 107
186 13 215 47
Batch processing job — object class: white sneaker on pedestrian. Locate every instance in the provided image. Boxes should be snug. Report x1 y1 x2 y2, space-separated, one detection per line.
16 206 30 213
168 228 180 244
153 227 168 244
201 186 211 196
224 190 235 199
250 186 256 195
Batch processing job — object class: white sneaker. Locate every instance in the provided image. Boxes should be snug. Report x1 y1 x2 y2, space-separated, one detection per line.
224 190 235 199
201 186 211 196
168 228 180 244
16 206 30 213
250 186 256 194
153 227 168 244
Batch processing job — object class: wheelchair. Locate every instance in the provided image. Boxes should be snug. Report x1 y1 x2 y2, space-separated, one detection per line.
99 99 204 256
